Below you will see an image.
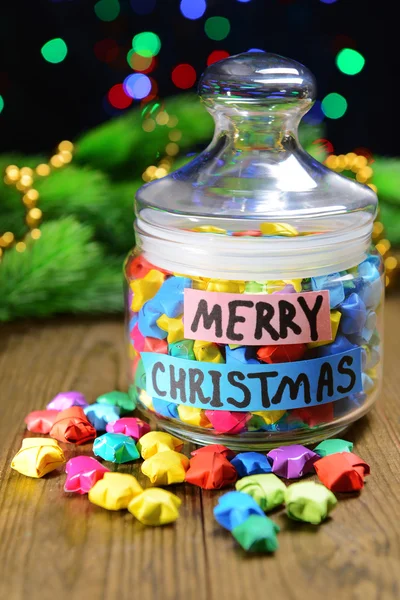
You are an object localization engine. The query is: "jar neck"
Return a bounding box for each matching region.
[211,104,302,153]
[226,112,299,152]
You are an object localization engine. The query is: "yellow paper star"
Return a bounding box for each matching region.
[253,410,286,425]
[89,473,143,511]
[141,450,189,485]
[156,314,184,343]
[128,488,181,525]
[193,340,225,363]
[11,438,65,478]
[260,222,299,237]
[191,225,227,234]
[130,269,165,312]
[137,431,184,459]
[308,310,341,348]
[206,279,245,293]
[177,405,212,428]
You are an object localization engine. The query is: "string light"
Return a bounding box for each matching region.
[207,50,229,66]
[0,141,74,263]
[336,48,365,76]
[141,106,181,184]
[94,0,120,22]
[41,38,68,64]
[321,93,347,119]
[204,17,230,41]
[180,0,206,20]
[325,152,398,288]
[171,64,196,89]
[132,32,161,58]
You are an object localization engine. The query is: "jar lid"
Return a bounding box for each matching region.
[135,52,377,279]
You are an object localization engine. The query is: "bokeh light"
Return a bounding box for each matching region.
[321,93,347,119]
[205,17,230,41]
[207,50,230,66]
[124,73,152,99]
[248,48,265,52]
[302,100,324,125]
[180,0,206,20]
[41,38,68,63]
[94,0,120,21]
[171,64,197,89]
[130,0,156,14]
[132,32,161,58]
[94,39,119,63]
[127,51,156,73]
[237,0,252,3]
[320,0,337,4]
[142,77,158,103]
[108,84,133,109]
[0,95,4,114]
[336,48,365,75]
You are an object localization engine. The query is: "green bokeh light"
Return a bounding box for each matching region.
[204,16,231,41]
[321,93,348,119]
[132,32,161,58]
[94,0,120,22]
[0,95,4,114]
[336,48,365,75]
[41,38,68,64]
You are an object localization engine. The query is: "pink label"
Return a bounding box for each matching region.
[183,289,332,346]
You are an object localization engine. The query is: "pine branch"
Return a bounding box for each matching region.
[0,217,123,321]
[74,94,213,179]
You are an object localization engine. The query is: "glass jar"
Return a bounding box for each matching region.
[124,52,383,450]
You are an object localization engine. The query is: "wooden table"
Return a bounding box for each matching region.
[1,295,399,600]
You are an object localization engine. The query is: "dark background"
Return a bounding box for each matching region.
[0,0,394,156]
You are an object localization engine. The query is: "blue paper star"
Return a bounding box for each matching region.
[214,491,264,531]
[150,276,192,318]
[84,403,120,431]
[311,273,344,308]
[138,303,167,339]
[230,452,272,477]
[339,292,367,335]
[225,346,259,365]
[152,397,179,419]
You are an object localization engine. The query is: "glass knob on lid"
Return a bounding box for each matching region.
[199,51,316,112]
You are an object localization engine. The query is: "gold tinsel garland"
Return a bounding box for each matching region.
[0,141,74,262]
[325,152,398,288]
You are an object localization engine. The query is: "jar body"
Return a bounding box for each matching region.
[124,247,383,450]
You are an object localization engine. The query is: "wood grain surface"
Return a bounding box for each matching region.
[0,297,399,600]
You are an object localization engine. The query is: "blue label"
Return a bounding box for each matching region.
[141,348,363,412]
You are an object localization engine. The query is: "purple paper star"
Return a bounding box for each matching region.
[267,444,319,479]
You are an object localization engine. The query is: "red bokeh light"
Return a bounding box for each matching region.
[312,138,334,155]
[332,35,357,54]
[94,39,119,63]
[353,147,374,163]
[207,50,230,66]
[171,64,197,89]
[108,84,133,109]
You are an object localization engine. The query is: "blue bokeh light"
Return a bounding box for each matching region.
[237,0,252,3]
[180,0,206,20]
[124,73,152,100]
[320,0,338,4]
[248,48,265,52]
[130,0,156,14]
[302,100,325,125]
